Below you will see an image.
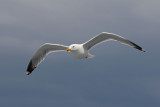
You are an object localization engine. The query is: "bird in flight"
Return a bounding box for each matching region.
[26,32,145,75]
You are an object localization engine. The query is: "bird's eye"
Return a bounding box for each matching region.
[72,46,75,48]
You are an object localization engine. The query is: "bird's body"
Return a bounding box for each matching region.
[26,32,145,75]
[68,44,93,59]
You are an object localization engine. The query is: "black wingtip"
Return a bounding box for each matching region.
[135,46,146,52]
[129,41,145,52]
[26,60,36,75]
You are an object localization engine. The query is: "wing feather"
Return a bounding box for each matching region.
[26,43,68,75]
[83,32,145,52]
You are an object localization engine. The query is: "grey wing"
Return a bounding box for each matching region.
[83,32,145,52]
[26,43,68,75]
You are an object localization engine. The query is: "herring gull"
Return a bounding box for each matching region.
[26,32,145,75]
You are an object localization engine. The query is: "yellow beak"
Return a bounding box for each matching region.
[66,48,71,51]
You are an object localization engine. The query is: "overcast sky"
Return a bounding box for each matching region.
[0,0,160,107]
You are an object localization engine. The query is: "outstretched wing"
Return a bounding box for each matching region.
[26,43,68,75]
[83,32,145,52]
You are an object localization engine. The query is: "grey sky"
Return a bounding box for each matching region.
[0,0,160,107]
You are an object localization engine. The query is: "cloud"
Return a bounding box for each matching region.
[0,1,160,106]
[132,0,160,22]
[0,36,43,55]
[0,0,159,59]
[1,0,159,38]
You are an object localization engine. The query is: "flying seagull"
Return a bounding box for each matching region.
[26,32,145,75]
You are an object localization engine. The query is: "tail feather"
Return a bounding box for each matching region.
[87,53,94,58]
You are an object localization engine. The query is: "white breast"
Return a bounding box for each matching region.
[71,45,88,59]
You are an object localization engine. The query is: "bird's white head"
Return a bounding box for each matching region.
[66,44,80,52]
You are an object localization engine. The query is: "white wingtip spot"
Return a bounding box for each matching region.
[142,49,146,52]
[26,71,30,75]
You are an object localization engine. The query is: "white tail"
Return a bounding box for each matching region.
[87,53,95,58]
